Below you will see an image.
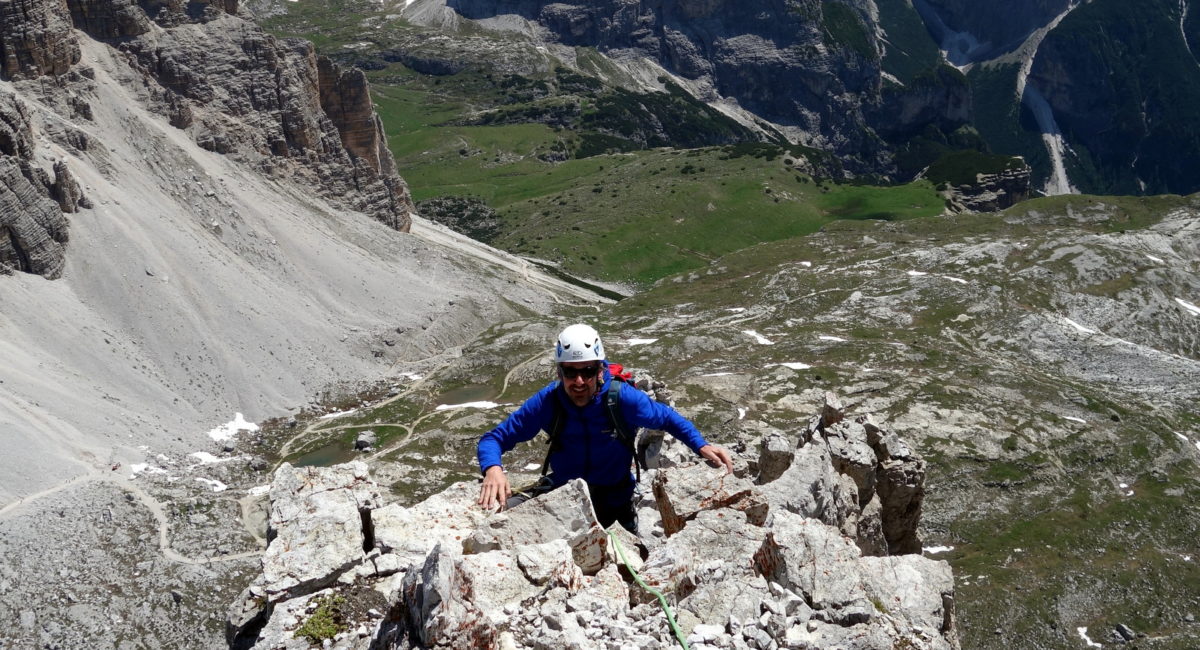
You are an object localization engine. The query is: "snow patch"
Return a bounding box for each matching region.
[627,338,659,346]
[206,413,259,442]
[726,307,747,313]
[944,276,969,284]
[737,408,746,420]
[1077,627,1102,648]
[398,372,423,380]
[1175,298,1200,316]
[189,452,242,464]
[923,546,955,555]
[907,270,928,277]
[129,463,166,479]
[1146,254,1164,263]
[319,409,357,420]
[435,401,503,411]
[819,335,846,342]
[743,330,774,345]
[701,372,734,377]
[774,362,813,370]
[1063,416,1086,424]
[1176,432,1191,442]
[800,261,812,268]
[1063,317,1097,334]
[196,477,228,492]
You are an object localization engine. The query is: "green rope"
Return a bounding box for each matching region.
[605,529,691,650]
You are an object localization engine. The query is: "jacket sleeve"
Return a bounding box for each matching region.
[477,383,556,473]
[620,386,709,453]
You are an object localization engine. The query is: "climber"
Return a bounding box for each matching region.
[476,323,733,533]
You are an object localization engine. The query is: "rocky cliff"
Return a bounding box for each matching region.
[913,0,1071,61]
[0,0,413,278]
[0,93,77,278]
[942,167,1033,213]
[438,0,969,175]
[228,394,958,649]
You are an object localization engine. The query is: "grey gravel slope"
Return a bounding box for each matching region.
[0,39,599,508]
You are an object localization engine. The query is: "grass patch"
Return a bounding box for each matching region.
[295,594,346,645]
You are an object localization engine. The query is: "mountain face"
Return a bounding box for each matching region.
[0,1,603,645]
[410,0,973,176]
[0,0,415,284]
[913,0,1200,196]
[306,0,1200,196]
[912,0,1072,62]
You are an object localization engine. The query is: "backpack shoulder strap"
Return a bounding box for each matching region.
[605,381,646,479]
[540,390,567,477]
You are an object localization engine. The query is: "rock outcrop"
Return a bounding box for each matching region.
[0,0,80,79]
[229,395,957,649]
[913,0,1072,61]
[1,0,413,280]
[943,166,1033,213]
[115,13,414,232]
[448,0,892,172]
[0,92,73,278]
[443,0,969,174]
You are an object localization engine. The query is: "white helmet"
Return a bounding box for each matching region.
[554,324,604,363]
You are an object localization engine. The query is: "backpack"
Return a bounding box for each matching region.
[541,363,647,481]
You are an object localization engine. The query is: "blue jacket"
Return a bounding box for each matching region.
[477,365,709,488]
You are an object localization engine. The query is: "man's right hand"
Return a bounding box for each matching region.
[477,465,511,511]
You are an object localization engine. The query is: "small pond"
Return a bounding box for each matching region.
[435,384,500,406]
[292,440,359,468]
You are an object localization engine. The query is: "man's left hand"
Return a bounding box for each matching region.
[698,445,734,474]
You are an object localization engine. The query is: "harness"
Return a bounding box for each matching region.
[541,380,648,482]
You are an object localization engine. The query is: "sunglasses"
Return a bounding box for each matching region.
[559,364,600,379]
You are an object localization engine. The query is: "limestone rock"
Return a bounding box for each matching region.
[230,401,957,650]
[400,541,500,649]
[50,160,84,213]
[65,0,153,41]
[372,482,491,564]
[876,454,926,555]
[463,479,608,574]
[944,166,1033,213]
[757,435,850,527]
[824,416,879,505]
[635,509,767,605]
[354,429,377,451]
[754,429,792,484]
[117,15,414,232]
[0,0,80,79]
[0,92,71,278]
[0,158,70,278]
[261,462,381,600]
[651,462,768,536]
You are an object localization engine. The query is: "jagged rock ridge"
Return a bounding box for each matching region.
[229,394,958,649]
[0,0,414,277]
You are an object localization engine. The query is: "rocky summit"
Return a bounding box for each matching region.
[228,394,958,650]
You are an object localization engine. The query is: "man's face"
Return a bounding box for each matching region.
[559,361,601,407]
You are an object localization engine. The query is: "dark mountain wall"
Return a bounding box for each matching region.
[448,0,970,175]
[1029,0,1200,195]
[913,0,1071,59]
